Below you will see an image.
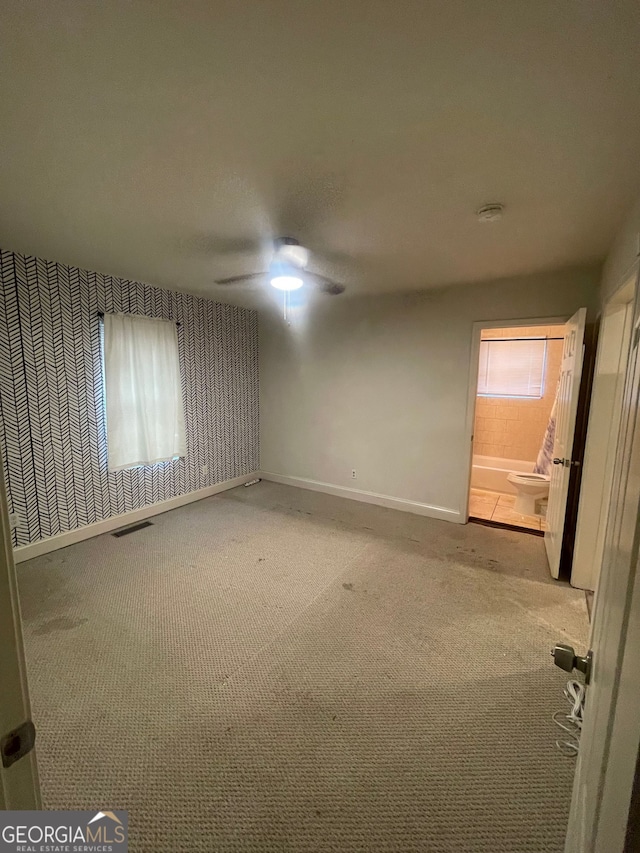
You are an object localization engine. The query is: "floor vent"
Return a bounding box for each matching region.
[112,520,154,538]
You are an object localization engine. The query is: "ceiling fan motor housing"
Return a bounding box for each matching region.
[274,236,309,269]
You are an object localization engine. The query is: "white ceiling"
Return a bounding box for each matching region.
[2,0,640,308]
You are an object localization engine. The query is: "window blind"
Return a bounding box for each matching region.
[477,338,547,398]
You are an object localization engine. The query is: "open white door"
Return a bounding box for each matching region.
[545,307,587,578]
[565,292,640,852]
[0,459,41,808]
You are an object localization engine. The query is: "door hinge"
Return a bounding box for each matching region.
[1,719,36,768]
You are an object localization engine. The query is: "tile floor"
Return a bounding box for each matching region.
[469,488,546,531]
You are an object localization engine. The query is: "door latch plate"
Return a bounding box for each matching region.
[1,719,36,768]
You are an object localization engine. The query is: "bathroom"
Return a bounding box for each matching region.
[469,324,565,532]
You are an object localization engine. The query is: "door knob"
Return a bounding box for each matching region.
[553,458,569,466]
[1,719,36,769]
[552,643,593,684]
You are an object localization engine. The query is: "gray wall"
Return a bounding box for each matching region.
[600,193,640,304]
[0,248,259,547]
[260,266,600,519]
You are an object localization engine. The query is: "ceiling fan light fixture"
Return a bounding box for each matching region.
[268,258,304,291]
[270,274,304,291]
[214,236,344,296]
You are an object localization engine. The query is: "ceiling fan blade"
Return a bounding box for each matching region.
[306,272,346,295]
[214,272,266,286]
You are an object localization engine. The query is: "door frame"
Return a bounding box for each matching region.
[0,450,41,808]
[571,273,637,591]
[565,261,640,852]
[462,314,570,523]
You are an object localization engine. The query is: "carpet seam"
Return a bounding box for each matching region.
[212,541,374,691]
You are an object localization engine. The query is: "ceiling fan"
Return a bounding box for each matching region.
[214,237,346,296]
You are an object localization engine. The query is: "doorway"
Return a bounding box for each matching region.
[467,322,566,534]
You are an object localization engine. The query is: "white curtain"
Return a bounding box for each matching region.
[103,313,186,472]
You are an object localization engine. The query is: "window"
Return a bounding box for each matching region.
[477,337,547,398]
[102,313,186,471]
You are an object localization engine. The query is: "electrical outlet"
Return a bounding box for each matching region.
[8,511,19,530]
[201,464,208,476]
[351,469,357,479]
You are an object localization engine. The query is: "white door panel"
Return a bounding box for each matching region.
[545,308,587,578]
[572,300,633,590]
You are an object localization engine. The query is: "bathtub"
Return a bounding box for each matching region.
[471,455,535,494]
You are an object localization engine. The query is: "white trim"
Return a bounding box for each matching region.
[259,471,462,523]
[13,473,259,563]
[572,276,637,591]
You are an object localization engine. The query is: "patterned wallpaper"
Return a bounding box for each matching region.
[0,249,259,547]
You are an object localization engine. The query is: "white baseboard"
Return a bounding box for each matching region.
[13,473,259,563]
[259,471,462,523]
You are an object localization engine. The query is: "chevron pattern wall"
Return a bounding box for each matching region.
[0,249,259,547]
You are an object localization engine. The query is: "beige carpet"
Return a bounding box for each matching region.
[17,482,588,852]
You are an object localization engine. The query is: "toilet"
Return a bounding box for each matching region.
[506,472,550,516]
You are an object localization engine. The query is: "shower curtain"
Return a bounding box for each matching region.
[534,388,558,475]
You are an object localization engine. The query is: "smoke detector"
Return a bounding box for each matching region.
[476,203,504,222]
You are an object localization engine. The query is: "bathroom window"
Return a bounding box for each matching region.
[478,337,547,398]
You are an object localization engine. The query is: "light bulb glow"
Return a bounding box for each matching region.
[270,275,303,291]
